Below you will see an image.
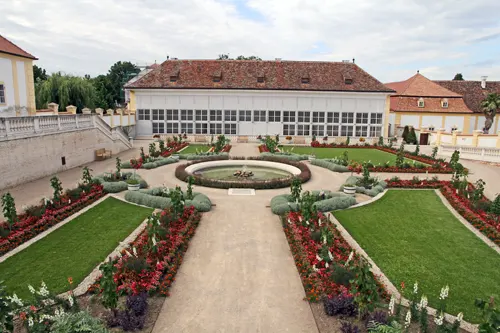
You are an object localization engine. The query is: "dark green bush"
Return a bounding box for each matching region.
[311,159,350,172]
[124,188,212,212]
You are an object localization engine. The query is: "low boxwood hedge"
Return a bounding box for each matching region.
[124,188,212,212]
[341,176,387,197]
[175,156,311,189]
[121,157,179,169]
[179,152,230,161]
[93,172,148,193]
[270,190,356,215]
[310,159,349,173]
[260,152,308,161]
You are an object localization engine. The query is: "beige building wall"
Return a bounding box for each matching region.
[0,128,130,190]
[0,53,35,116]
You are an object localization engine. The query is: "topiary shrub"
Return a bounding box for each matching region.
[93,172,148,193]
[124,188,212,212]
[340,176,386,197]
[271,191,355,215]
[313,196,356,211]
[260,152,308,161]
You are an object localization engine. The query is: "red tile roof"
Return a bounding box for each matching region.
[434,80,500,114]
[385,73,460,97]
[385,73,472,114]
[126,59,394,93]
[0,35,37,60]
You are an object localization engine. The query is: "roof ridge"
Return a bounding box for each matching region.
[0,34,37,60]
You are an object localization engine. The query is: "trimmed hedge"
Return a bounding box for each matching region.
[122,157,179,169]
[270,191,356,215]
[175,156,311,189]
[179,152,230,161]
[260,152,308,161]
[93,172,148,193]
[341,176,387,197]
[310,159,349,172]
[124,188,212,212]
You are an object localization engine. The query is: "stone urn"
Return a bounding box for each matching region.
[343,185,357,195]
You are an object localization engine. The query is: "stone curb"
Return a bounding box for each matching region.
[326,211,478,333]
[434,190,500,255]
[0,194,111,264]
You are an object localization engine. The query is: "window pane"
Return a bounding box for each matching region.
[370,113,383,124]
[195,123,208,134]
[326,125,339,136]
[341,125,353,136]
[312,125,324,136]
[181,110,193,121]
[0,84,5,104]
[356,113,369,124]
[341,112,354,123]
[327,112,339,123]
[355,126,368,137]
[312,112,325,123]
[196,110,208,121]
[298,111,310,123]
[297,124,310,136]
[181,123,193,134]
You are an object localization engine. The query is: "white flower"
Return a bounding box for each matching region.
[322,235,327,244]
[152,236,157,246]
[28,317,34,327]
[38,281,49,297]
[312,264,319,272]
[328,250,333,261]
[28,285,36,294]
[316,254,322,262]
[413,281,418,294]
[404,310,411,328]
[124,249,132,257]
[68,295,74,307]
[7,293,23,307]
[346,251,354,266]
[434,313,444,326]
[287,218,292,224]
[68,199,71,204]
[132,247,138,257]
[325,262,329,268]
[305,220,310,225]
[418,295,428,310]
[388,294,395,315]
[318,219,322,226]
[456,312,463,323]
[439,285,449,300]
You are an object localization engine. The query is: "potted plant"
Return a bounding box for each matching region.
[126,178,141,191]
[343,183,357,195]
[285,135,292,144]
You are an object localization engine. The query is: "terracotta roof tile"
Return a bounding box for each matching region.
[126,59,393,93]
[385,73,460,97]
[434,80,500,113]
[0,35,37,60]
[390,96,472,113]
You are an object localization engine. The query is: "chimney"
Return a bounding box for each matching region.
[481,76,488,89]
[275,58,282,61]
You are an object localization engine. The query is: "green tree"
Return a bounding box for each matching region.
[402,125,410,143]
[33,64,48,82]
[491,195,500,221]
[106,61,139,106]
[218,54,231,60]
[36,73,96,111]
[235,55,262,60]
[481,93,500,133]
[91,75,114,109]
[453,73,464,80]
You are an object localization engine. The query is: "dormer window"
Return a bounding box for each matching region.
[301,77,310,84]
[428,125,435,131]
[451,125,458,132]
[441,99,449,108]
[213,75,221,83]
[170,75,178,82]
[344,78,353,85]
[257,76,265,83]
[418,98,425,108]
[213,70,222,83]
[343,73,353,85]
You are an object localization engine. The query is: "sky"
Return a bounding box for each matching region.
[1,0,500,83]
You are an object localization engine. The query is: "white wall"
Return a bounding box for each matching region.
[0,57,15,117]
[444,116,464,132]
[478,136,497,148]
[400,115,419,128]
[421,115,441,129]
[134,89,389,137]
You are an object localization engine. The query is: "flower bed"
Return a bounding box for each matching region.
[93,172,148,193]
[271,191,355,215]
[89,206,202,296]
[0,184,105,256]
[175,156,311,189]
[309,141,454,173]
[122,142,187,169]
[385,179,500,245]
[207,144,232,153]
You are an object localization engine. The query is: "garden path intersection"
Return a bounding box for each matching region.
[2,142,499,332]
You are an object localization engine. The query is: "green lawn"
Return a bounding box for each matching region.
[283,146,415,165]
[333,190,500,323]
[0,197,153,298]
[180,144,210,154]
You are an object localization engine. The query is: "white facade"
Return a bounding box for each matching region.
[0,56,29,117]
[133,89,389,138]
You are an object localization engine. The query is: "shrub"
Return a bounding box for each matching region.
[311,159,350,172]
[324,293,358,317]
[340,321,360,333]
[93,172,147,193]
[330,262,355,286]
[365,311,388,327]
[313,196,356,211]
[125,188,212,212]
[260,152,308,161]
[1,193,17,230]
[271,191,354,215]
[117,293,148,331]
[50,311,109,333]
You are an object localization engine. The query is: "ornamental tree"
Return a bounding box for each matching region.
[290,177,302,203]
[490,195,500,220]
[1,193,17,231]
[50,176,63,203]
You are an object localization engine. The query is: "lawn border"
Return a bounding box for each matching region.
[327,207,478,333]
[0,194,110,264]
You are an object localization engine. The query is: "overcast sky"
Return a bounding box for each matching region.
[1,0,499,82]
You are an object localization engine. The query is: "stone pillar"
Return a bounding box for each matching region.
[435,128,445,146]
[107,109,114,127]
[451,130,461,146]
[472,130,482,147]
[95,108,104,116]
[82,107,92,114]
[48,102,59,114]
[106,109,114,115]
[66,105,77,114]
[116,108,123,126]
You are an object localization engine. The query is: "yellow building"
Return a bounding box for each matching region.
[0,34,37,117]
[385,73,500,137]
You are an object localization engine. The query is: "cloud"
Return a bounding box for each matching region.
[0,0,499,82]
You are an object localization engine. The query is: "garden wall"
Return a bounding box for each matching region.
[0,128,130,190]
